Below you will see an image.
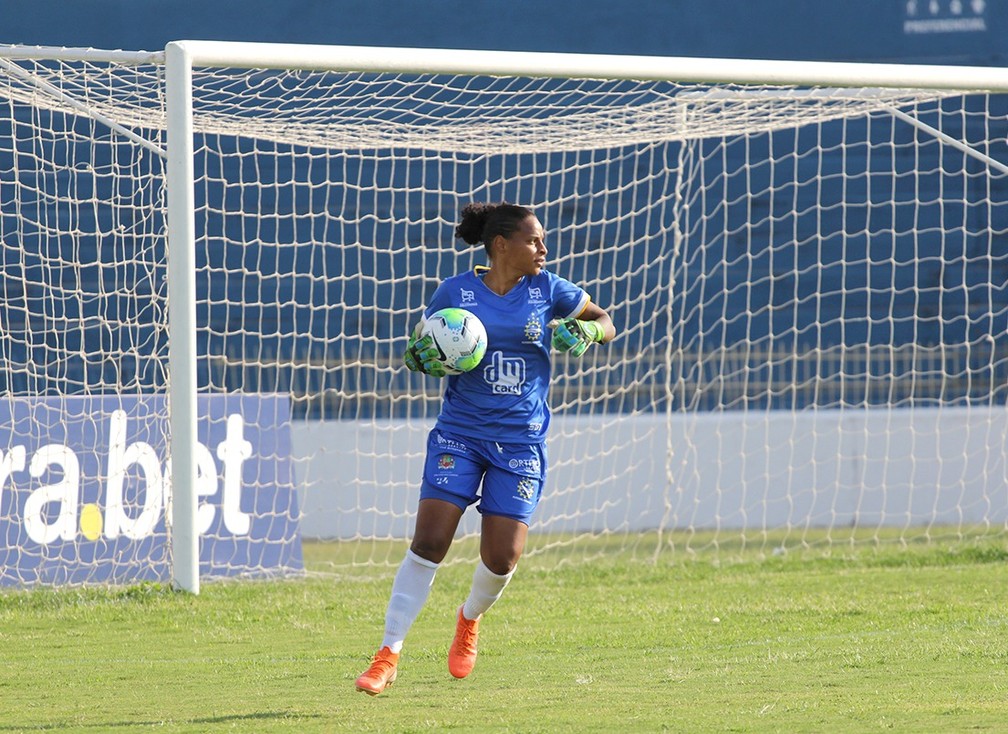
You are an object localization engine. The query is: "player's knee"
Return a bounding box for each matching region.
[410,537,452,564]
[481,552,520,576]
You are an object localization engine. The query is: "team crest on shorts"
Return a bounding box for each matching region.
[438,454,455,470]
[516,477,536,501]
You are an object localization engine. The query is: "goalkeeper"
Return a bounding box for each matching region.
[356,201,615,695]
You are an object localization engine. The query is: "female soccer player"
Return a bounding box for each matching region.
[355,201,616,695]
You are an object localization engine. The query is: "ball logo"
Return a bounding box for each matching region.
[482,351,526,395]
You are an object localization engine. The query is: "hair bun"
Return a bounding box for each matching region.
[454,202,496,245]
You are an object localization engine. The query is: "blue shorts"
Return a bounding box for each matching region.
[420,428,548,525]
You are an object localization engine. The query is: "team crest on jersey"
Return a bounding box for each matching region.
[516,477,536,502]
[528,287,544,303]
[438,454,455,470]
[523,312,543,343]
[460,289,475,305]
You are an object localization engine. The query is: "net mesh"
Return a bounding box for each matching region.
[1,49,1006,585]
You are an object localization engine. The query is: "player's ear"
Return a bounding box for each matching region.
[491,233,508,256]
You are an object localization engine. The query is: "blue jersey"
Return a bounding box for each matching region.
[424,268,589,443]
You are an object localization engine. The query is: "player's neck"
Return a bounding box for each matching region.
[481,265,524,296]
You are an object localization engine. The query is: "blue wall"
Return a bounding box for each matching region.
[2,1,1007,414]
[4,0,1007,65]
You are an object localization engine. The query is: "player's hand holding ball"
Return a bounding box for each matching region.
[405,307,488,377]
[550,318,605,357]
[404,333,447,377]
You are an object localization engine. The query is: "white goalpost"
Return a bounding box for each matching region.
[1,41,1007,592]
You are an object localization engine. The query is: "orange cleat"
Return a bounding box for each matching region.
[448,606,481,679]
[355,646,399,695]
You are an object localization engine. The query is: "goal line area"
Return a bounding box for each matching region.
[300,526,1008,578]
[1,42,1007,589]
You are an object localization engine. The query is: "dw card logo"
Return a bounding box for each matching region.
[482,351,526,395]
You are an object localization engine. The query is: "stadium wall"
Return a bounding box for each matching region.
[292,408,1008,540]
[6,0,1007,67]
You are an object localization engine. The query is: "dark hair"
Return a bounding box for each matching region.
[454,202,535,257]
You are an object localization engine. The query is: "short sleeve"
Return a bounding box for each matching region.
[549,272,590,321]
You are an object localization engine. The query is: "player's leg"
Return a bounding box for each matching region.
[410,497,466,564]
[473,512,527,605]
[357,430,482,694]
[449,513,528,679]
[357,499,466,695]
[449,447,544,679]
[386,498,464,646]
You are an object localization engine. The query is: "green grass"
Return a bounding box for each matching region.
[1,539,1007,732]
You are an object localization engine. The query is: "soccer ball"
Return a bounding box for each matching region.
[420,307,488,375]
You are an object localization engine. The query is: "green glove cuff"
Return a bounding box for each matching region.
[578,319,606,344]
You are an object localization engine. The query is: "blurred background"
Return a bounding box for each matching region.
[3,0,1005,65]
[2,1,1007,414]
[2,0,1008,551]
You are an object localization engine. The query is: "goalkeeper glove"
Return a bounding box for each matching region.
[551,318,606,357]
[404,332,447,377]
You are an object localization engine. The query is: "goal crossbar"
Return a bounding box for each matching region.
[162,41,1008,91]
[5,41,1008,90]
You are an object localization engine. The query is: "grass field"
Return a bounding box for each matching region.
[1,538,1006,733]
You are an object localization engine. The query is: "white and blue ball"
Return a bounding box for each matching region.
[420,307,488,375]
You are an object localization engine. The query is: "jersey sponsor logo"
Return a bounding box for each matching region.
[508,457,541,473]
[435,433,469,453]
[482,351,526,395]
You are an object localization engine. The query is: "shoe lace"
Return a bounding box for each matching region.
[457,619,478,652]
[367,653,395,678]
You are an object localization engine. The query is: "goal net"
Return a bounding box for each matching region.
[1,43,1006,587]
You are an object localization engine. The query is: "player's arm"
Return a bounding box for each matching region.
[550,302,616,357]
[403,319,447,377]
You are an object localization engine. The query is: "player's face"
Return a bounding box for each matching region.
[502,215,548,276]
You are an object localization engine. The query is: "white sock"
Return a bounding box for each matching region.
[461,560,514,621]
[381,549,439,653]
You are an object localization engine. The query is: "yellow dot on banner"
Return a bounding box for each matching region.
[80,503,103,541]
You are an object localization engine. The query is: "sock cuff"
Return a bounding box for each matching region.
[477,558,515,581]
[407,548,440,570]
